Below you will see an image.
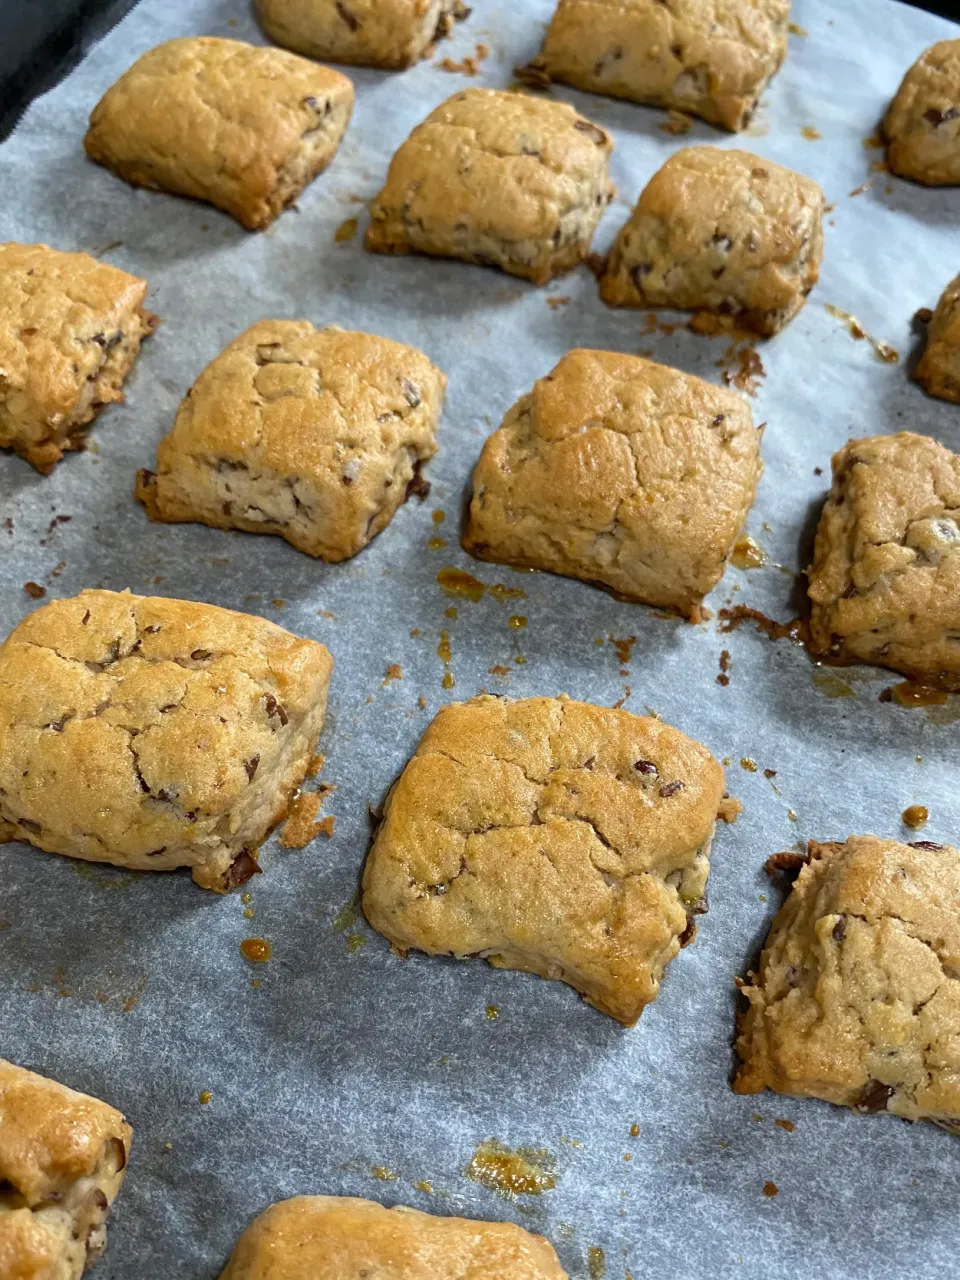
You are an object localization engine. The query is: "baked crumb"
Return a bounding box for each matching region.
[279,792,336,847]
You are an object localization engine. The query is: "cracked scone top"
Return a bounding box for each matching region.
[362,695,737,1025]
[0,1058,131,1280]
[365,88,614,285]
[807,432,960,690]
[885,39,960,185]
[530,0,790,132]
[135,321,446,562]
[914,273,960,403]
[84,37,354,230]
[599,147,825,336]
[219,1195,568,1279]
[0,590,333,891]
[463,349,762,620]
[735,837,960,1129]
[256,0,470,69]
[0,242,155,474]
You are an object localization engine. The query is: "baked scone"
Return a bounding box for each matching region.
[256,0,470,70]
[885,39,960,186]
[0,1058,131,1280]
[135,321,445,562]
[362,694,736,1025]
[599,147,825,336]
[463,349,762,620]
[735,837,960,1129]
[219,1196,567,1279]
[365,88,614,285]
[914,273,960,403]
[0,589,333,891]
[528,0,790,132]
[807,432,960,690]
[84,37,354,230]
[0,242,156,474]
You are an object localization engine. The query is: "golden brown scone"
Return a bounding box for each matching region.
[135,321,445,562]
[365,88,614,285]
[884,39,960,186]
[362,694,736,1025]
[0,1058,131,1280]
[599,147,824,336]
[527,0,789,132]
[0,243,156,475]
[0,589,333,891]
[807,432,960,690]
[256,0,470,70]
[914,274,960,403]
[84,37,354,230]
[463,349,762,620]
[735,837,960,1129]
[219,1196,568,1279]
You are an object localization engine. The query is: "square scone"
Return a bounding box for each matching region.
[0,1057,131,1280]
[362,695,737,1026]
[84,37,354,230]
[365,88,614,285]
[0,589,333,891]
[529,0,790,132]
[0,242,156,474]
[135,321,445,562]
[914,273,960,403]
[885,40,960,186]
[735,837,960,1129]
[219,1196,567,1280]
[256,0,470,70]
[599,147,825,336]
[463,349,762,621]
[807,432,960,690]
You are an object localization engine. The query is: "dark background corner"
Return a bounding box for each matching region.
[0,0,139,140]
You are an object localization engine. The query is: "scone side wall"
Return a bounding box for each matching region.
[134,320,447,562]
[0,1056,132,1277]
[0,589,333,891]
[462,349,762,619]
[361,694,731,1025]
[218,1195,569,1279]
[734,837,960,1126]
[0,242,157,474]
[534,0,791,132]
[806,432,960,690]
[914,272,960,403]
[255,0,470,70]
[364,88,615,285]
[83,37,356,231]
[884,40,960,187]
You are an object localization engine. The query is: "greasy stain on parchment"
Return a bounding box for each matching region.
[812,671,855,699]
[24,963,147,1014]
[437,567,526,604]
[72,861,141,890]
[464,1139,557,1197]
[332,892,361,932]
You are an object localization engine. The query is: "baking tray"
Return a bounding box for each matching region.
[1,1,959,1276]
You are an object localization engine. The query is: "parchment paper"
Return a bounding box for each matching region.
[1,1,959,1276]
